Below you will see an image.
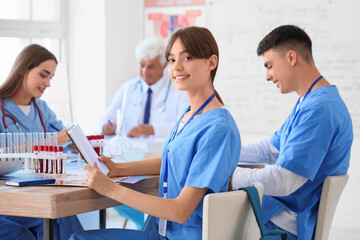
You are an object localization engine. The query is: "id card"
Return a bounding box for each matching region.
[158,193,168,237]
[158,218,167,237]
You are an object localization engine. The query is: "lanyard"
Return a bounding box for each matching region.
[289,75,323,132]
[2,98,47,133]
[163,92,216,196]
[297,75,323,109]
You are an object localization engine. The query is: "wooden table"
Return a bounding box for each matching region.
[0,153,160,240]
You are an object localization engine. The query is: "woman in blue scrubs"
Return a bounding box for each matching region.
[0,44,83,240]
[70,26,241,240]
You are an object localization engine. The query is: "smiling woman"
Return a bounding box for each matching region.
[70,26,241,240]
[0,44,83,240]
[0,44,71,145]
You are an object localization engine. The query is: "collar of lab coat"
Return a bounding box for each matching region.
[139,68,169,96]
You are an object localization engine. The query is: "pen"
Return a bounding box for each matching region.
[108,120,116,135]
[49,123,62,132]
[60,140,73,148]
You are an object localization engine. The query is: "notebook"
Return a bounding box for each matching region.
[5,177,56,187]
[67,124,109,175]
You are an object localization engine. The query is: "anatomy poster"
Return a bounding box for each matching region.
[144,0,206,42]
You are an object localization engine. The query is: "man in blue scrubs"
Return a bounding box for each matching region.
[231,25,353,240]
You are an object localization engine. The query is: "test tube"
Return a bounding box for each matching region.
[0,133,6,154]
[27,133,33,153]
[19,133,27,170]
[13,133,19,154]
[46,132,52,146]
[100,135,104,156]
[39,145,45,173]
[6,133,12,154]
[39,132,45,146]
[13,133,19,166]
[32,132,39,148]
[19,133,26,153]
[34,145,39,173]
[52,132,58,174]
[52,132,58,146]
[58,146,64,174]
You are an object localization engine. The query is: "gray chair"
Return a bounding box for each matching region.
[202,182,264,240]
[314,174,349,240]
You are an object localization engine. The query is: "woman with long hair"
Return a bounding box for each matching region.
[71,26,241,240]
[0,44,83,240]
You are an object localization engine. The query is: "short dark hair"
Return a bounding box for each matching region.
[257,25,313,63]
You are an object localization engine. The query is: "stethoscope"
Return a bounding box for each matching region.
[2,98,47,133]
[134,77,171,112]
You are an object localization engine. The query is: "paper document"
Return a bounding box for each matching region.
[67,124,109,175]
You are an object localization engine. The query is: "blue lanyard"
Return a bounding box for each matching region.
[289,75,323,132]
[300,75,323,105]
[163,92,216,196]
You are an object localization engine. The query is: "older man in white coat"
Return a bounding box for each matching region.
[101,37,188,138]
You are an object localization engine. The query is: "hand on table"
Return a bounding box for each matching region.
[127,124,154,138]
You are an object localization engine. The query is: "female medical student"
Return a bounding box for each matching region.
[70,26,241,240]
[0,44,83,240]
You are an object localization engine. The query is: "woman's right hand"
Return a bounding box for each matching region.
[57,129,70,146]
[98,156,120,178]
[102,122,116,135]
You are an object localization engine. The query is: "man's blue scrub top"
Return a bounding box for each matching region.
[263,86,353,240]
[157,107,241,240]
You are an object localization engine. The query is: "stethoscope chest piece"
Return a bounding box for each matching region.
[159,104,166,112]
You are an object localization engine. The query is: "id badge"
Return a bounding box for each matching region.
[158,218,167,237]
[158,193,167,237]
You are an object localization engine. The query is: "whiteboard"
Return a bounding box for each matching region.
[206,0,360,136]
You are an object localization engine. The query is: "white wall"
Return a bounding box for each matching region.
[67,0,106,133]
[105,0,143,106]
[67,0,143,134]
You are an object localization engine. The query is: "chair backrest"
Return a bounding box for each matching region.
[202,182,264,240]
[314,174,349,240]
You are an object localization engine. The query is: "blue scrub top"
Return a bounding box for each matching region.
[264,86,353,240]
[157,107,241,240]
[0,97,64,133]
[0,97,82,240]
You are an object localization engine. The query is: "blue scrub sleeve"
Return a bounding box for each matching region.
[276,103,334,181]
[36,99,65,132]
[184,123,240,193]
[270,112,292,151]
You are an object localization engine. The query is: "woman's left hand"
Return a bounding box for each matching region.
[84,163,117,197]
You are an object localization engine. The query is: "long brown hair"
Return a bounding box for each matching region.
[165,26,223,104]
[0,44,58,98]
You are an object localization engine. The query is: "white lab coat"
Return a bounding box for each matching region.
[100,69,189,137]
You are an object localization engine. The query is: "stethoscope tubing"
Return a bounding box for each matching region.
[1,98,47,133]
[134,78,171,112]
